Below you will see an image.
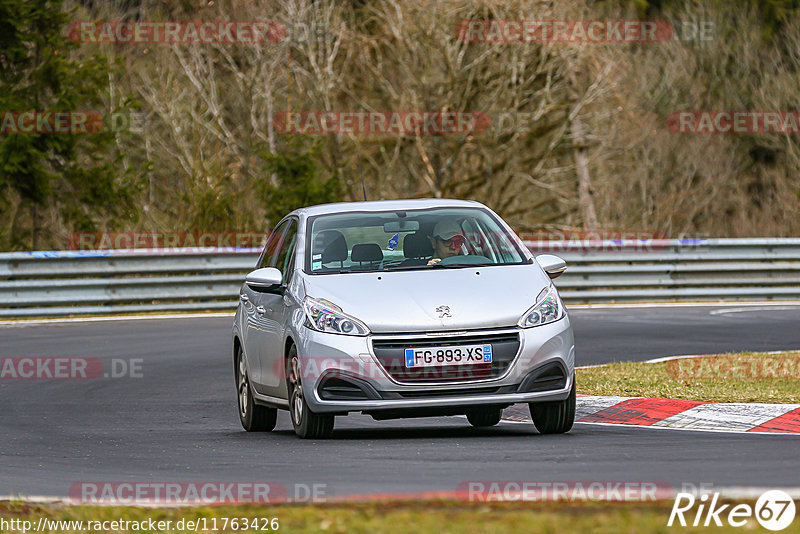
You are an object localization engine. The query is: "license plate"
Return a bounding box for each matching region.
[404,344,492,368]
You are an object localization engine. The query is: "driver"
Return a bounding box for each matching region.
[427,219,466,265]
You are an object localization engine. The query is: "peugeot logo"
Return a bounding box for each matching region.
[435,305,452,318]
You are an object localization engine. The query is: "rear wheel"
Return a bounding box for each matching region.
[236,344,277,432]
[466,406,503,427]
[529,374,576,434]
[287,345,335,439]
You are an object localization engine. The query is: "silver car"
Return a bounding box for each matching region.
[233,199,575,438]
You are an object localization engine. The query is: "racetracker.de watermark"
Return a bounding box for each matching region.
[273,354,497,382]
[519,230,675,253]
[457,20,675,42]
[0,357,142,379]
[668,111,800,134]
[457,481,674,502]
[665,354,800,380]
[0,111,145,134]
[273,111,491,135]
[67,21,285,44]
[69,482,328,504]
[68,231,268,252]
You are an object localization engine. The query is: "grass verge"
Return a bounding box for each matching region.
[2,500,796,534]
[577,351,800,403]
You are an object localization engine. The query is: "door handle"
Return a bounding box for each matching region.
[256,306,266,315]
[240,294,249,303]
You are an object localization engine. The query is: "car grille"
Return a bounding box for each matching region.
[371,331,520,383]
[392,385,519,398]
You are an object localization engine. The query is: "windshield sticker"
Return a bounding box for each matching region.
[387,233,399,250]
[312,260,322,270]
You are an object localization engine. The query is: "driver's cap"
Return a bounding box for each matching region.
[432,219,463,240]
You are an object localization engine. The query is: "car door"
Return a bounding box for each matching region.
[242,220,288,389]
[258,219,298,396]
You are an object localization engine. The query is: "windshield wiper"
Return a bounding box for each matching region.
[384,261,513,272]
[387,264,429,271]
[314,267,354,274]
[429,263,472,269]
[387,262,476,271]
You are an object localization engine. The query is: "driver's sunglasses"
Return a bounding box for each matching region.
[438,234,466,248]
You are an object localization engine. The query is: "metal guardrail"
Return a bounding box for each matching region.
[0,239,799,317]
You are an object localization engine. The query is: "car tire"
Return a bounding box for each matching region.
[529,374,576,434]
[286,345,335,439]
[466,406,503,427]
[236,344,277,432]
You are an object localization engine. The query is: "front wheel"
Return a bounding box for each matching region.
[236,345,277,432]
[286,346,334,439]
[529,374,576,434]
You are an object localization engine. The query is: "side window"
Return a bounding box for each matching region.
[283,241,298,284]
[273,220,297,283]
[258,220,289,269]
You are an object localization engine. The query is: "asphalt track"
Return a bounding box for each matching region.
[1,305,799,499]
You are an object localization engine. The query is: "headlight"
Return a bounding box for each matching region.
[518,284,565,328]
[303,297,370,336]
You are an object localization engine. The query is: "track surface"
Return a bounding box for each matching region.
[1,305,799,498]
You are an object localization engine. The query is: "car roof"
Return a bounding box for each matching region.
[291,198,486,219]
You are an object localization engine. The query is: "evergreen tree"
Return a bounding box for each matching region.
[0,0,135,250]
[259,143,342,229]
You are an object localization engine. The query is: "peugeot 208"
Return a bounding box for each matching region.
[233,199,575,438]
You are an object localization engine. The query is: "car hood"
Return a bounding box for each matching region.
[301,264,552,333]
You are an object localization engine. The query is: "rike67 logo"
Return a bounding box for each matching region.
[669,490,796,531]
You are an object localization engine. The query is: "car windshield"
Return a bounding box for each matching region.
[306,207,528,274]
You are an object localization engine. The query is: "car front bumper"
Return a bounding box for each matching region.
[296,314,575,415]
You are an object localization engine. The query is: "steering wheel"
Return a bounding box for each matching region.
[438,254,491,266]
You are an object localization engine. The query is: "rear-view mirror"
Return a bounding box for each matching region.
[383,220,419,233]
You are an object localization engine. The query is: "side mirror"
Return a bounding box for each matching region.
[536,254,567,279]
[245,267,283,290]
